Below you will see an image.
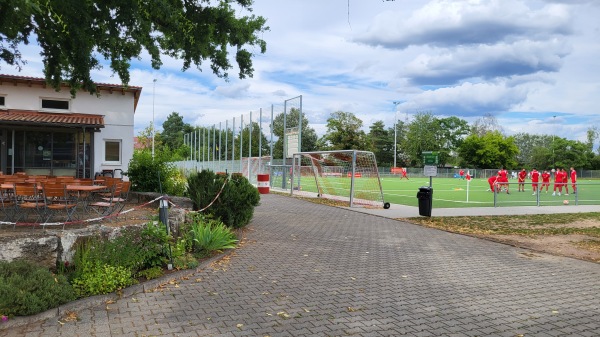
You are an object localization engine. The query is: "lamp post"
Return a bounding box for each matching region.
[552,115,556,167]
[392,101,401,168]
[152,78,157,159]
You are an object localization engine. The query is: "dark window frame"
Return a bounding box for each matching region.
[41,98,69,110]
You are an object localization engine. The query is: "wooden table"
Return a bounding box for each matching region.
[66,185,107,213]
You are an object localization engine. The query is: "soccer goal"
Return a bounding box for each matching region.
[291,150,390,208]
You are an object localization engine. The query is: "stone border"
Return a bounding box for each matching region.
[0,248,235,331]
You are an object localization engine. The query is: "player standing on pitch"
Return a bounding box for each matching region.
[541,169,551,193]
[530,168,540,195]
[570,167,577,194]
[517,168,527,192]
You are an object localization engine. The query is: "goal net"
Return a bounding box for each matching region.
[291,150,389,208]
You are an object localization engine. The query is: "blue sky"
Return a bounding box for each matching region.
[3,0,600,147]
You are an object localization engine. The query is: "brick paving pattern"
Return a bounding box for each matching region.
[4,193,600,336]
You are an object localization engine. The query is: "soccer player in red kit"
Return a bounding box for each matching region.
[561,168,569,195]
[459,169,465,180]
[400,167,409,180]
[488,174,499,192]
[530,168,540,195]
[553,168,563,196]
[541,169,551,193]
[498,167,509,193]
[517,168,527,192]
[570,167,577,194]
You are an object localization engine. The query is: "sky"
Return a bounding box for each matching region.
[3,0,600,147]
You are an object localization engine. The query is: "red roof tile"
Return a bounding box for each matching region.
[0,109,104,128]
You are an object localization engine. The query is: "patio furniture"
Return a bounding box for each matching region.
[89,181,124,218]
[41,183,78,228]
[0,183,16,226]
[13,182,45,225]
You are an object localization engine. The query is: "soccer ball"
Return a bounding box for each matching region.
[563,200,569,205]
[551,169,556,173]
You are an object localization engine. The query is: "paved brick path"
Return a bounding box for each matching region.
[5,194,600,336]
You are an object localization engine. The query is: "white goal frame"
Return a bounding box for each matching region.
[290,150,389,208]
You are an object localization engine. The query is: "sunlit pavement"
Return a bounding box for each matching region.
[4,193,600,336]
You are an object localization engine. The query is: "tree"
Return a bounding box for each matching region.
[512,133,552,168]
[471,113,504,136]
[0,0,268,95]
[271,107,318,158]
[235,122,269,158]
[161,112,193,151]
[320,111,366,150]
[457,131,519,168]
[402,112,448,166]
[366,120,394,167]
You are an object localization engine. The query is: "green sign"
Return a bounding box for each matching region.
[422,151,439,165]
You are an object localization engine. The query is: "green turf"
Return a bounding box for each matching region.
[292,175,600,208]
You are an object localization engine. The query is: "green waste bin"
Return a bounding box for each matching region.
[416,186,433,217]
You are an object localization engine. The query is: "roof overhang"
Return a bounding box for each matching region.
[0,109,104,130]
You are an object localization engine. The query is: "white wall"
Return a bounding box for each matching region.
[0,82,137,175]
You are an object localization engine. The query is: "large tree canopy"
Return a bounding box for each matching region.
[0,0,268,95]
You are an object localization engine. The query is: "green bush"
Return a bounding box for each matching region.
[72,262,136,297]
[212,174,260,228]
[0,260,76,316]
[127,149,184,195]
[74,222,171,276]
[186,171,260,228]
[186,170,226,211]
[137,266,164,280]
[189,215,238,254]
[173,253,199,270]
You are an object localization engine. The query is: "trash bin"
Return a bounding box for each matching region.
[416,186,433,217]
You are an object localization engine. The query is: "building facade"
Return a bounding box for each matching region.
[0,74,141,178]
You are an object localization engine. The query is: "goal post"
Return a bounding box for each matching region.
[291,150,390,209]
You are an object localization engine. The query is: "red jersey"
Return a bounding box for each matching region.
[518,170,527,182]
[570,169,577,183]
[562,171,568,183]
[498,170,508,182]
[531,170,540,182]
[554,171,563,182]
[488,176,498,185]
[542,172,550,183]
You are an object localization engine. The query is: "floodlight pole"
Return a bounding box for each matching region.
[553,115,556,167]
[392,101,401,168]
[152,78,157,159]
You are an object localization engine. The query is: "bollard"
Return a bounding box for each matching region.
[159,198,173,270]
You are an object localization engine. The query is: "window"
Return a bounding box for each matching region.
[0,96,5,106]
[41,98,69,110]
[104,140,121,163]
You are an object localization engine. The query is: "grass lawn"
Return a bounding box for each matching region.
[289,175,600,208]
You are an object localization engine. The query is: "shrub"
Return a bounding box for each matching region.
[186,170,226,211]
[189,215,238,254]
[187,171,260,228]
[78,222,171,274]
[72,262,136,297]
[173,253,199,270]
[0,260,76,316]
[137,266,164,280]
[212,174,260,228]
[127,149,184,195]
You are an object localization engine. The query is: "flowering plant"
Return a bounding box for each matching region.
[1,314,8,322]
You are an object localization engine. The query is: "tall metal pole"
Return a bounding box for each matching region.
[152,79,157,159]
[553,115,556,167]
[392,101,401,168]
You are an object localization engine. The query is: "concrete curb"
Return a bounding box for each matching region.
[0,249,235,331]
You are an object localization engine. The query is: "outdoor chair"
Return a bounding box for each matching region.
[0,184,16,226]
[89,181,123,218]
[113,180,131,217]
[41,183,77,228]
[13,182,45,225]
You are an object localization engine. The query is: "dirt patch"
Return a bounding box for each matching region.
[485,233,600,263]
